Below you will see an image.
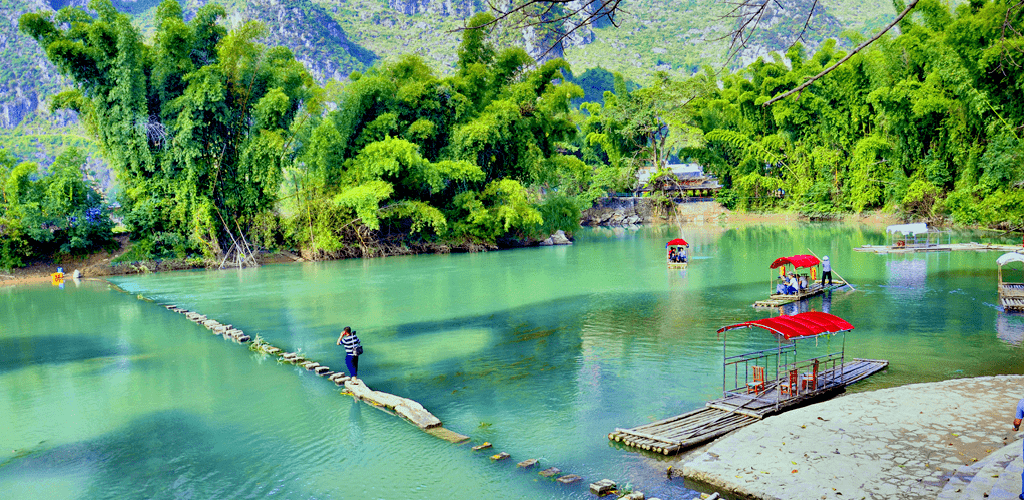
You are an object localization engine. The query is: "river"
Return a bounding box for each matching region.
[2,222,1022,499]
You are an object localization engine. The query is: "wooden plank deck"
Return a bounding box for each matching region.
[1002,296,1024,312]
[753,280,848,308]
[608,358,888,455]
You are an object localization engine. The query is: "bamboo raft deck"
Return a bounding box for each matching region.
[855,243,1022,254]
[1000,284,1024,312]
[752,280,848,308]
[608,358,888,455]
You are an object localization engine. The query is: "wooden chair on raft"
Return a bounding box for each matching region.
[747,365,765,394]
[780,368,799,397]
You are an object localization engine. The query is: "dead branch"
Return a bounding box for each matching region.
[997,0,1024,74]
[762,0,920,106]
[453,0,625,60]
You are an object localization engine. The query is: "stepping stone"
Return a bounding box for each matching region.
[517,458,539,468]
[303,362,321,370]
[329,372,347,380]
[539,467,561,478]
[620,493,645,500]
[334,377,350,385]
[471,442,492,451]
[590,479,616,495]
[164,304,176,309]
[315,366,331,375]
[236,335,250,342]
[557,474,581,485]
[425,427,470,444]
[265,347,280,354]
[490,452,510,461]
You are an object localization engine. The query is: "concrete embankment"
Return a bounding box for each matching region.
[683,376,1024,500]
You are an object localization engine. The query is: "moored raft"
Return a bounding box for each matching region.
[998,253,1024,312]
[610,312,888,455]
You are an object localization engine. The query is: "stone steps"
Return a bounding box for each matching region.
[937,440,1023,500]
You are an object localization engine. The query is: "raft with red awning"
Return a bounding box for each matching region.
[666,238,689,269]
[607,311,887,455]
[753,254,848,308]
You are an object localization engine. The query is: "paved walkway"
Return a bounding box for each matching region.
[683,376,1024,500]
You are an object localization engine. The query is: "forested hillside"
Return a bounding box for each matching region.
[3,0,1022,271]
[681,0,1024,229]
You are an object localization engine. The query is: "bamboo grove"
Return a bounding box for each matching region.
[1,0,1023,268]
[688,0,1024,224]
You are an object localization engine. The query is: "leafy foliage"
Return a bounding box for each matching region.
[0,147,114,268]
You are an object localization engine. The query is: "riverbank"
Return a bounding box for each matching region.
[0,207,906,288]
[682,375,1024,500]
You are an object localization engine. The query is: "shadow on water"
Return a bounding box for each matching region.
[0,410,318,499]
[0,336,124,374]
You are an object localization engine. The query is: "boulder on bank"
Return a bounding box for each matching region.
[540,230,573,246]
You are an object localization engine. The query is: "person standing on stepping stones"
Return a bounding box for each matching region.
[337,326,362,379]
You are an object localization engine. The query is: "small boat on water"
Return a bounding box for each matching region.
[997,252,1024,312]
[752,254,847,308]
[666,238,689,269]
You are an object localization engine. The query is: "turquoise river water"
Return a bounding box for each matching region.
[3,222,1024,499]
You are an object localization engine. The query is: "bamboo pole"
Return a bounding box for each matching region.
[807,248,855,291]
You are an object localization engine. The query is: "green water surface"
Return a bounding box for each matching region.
[3,222,1023,499]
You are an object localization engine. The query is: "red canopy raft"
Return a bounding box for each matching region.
[666,239,689,269]
[717,311,853,339]
[769,254,820,269]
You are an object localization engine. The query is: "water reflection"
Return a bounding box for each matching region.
[7,224,1024,500]
[997,313,1024,345]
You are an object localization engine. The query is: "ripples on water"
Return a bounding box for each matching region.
[3,223,1024,499]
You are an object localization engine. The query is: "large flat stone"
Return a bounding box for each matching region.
[683,375,1024,500]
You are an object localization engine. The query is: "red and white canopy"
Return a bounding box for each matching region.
[716,311,854,340]
[769,255,820,269]
[666,238,688,247]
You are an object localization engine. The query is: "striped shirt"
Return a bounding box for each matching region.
[341,334,361,356]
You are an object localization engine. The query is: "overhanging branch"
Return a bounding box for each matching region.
[762,0,920,106]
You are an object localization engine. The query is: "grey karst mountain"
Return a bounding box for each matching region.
[0,0,892,141]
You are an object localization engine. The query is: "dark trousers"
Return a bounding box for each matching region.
[345,354,359,377]
[822,271,833,285]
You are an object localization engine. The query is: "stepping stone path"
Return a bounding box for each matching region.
[159,303,631,498]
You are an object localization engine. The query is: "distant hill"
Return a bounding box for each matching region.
[0,0,898,169]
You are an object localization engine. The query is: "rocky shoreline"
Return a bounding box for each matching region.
[682,376,1024,500]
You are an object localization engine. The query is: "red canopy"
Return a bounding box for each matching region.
[666,238,688,247]
[716,311,854,339]
[769,255,820,269]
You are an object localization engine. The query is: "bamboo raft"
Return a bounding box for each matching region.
[608,358,888,455]
[753,280,848,308]
[855,243,1022,254]
[1000,284,1024,312]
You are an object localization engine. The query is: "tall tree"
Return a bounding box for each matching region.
[21,0,315,258]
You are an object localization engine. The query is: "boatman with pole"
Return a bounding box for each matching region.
[1014,396,1024,500]
[822,256,833,286]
